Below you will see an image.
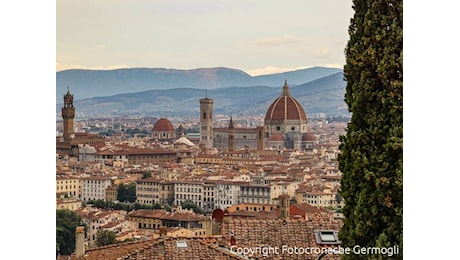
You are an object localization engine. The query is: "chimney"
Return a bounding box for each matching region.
[75,226,85,258]
[159,226,167,237]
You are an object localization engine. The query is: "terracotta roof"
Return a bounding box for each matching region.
[268,133,284,142]
[264,81,307,122]
[222,216,342,259]
[152,118,174,132]
[128,209,206,222]
[96,147,176,156]
[302,133,316,141]
[59,237,246,260]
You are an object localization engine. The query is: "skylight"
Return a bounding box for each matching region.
[176,240,188,249]
[314,230,340,245]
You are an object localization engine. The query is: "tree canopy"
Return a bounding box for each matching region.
[117,182,137,203]
[56,209,85,256]
[181,200,204,215]
[96,230,118,247]
[338,0,402,259]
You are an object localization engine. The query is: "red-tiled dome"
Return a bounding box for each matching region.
[265,81,307,122]
[268,133,284,142]
[302,133,316,141]
[152,118,174,132]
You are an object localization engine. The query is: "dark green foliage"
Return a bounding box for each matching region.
[181,200,205,215]
[117,182,137,203]
[56,209,85,256]
[338,0,402,259]
[142,172,152,179]
[86,199,154,211]
[96,230,118,247]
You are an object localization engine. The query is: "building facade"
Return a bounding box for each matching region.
[81,176,112,201]
[174,181,203,208]
[56,176,82,199]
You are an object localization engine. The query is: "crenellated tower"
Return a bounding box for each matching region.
[61,88,75,141]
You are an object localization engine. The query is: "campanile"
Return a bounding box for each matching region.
[199,95,214,149]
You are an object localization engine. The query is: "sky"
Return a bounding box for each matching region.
[57,0,354,76]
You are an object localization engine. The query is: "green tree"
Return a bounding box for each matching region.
[181,200,204,215]
[117,182,137,203]
[96,230,118,247]
[56,209,85,256]
[338,1,402,259]
[142,172,152,179]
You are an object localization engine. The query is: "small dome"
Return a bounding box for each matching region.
[264,81,307,122]
[268,133,284,142]
[152,118,174,132]
[302,133,316,141]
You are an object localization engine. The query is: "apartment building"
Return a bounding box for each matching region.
[214,181,244,210]
[81,176,112,201]
[239,184,273,205]
[174,181,203,208]
[136,178,175,206]
[56,176,82,199]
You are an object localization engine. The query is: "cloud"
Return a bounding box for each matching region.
[245,65,313,76]
[323,63,343,69]
[254,35,299,47]
[56,62,130,72]
[313,48,331,58]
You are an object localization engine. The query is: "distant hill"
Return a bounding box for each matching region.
[57,72,348,117]
[56,66,342,103]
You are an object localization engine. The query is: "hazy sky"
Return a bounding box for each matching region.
[57,0,354,75]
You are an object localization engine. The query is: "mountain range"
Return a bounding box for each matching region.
[56,67,348,117]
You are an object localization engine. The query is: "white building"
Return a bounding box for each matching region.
[81,176,112,201]
[215,181,244,209]
[174,181,203,208]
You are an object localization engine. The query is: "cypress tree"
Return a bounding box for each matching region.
[338,0,402,259]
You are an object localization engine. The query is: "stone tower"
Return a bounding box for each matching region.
[278,194,290,220]
[228,116,235,151]
[257,126,266,151]
[61,88,75,142]
[199,95,214,150]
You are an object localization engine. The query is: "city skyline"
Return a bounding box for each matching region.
[57,0,353,75]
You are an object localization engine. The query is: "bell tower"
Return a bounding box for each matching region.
[61,88,75,141]
[199,93,214,150]
[228,115,235,151]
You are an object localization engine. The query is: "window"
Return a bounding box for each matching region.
[314,230,340,245]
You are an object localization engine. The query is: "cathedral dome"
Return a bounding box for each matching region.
[264,80,307,122]
[152,118,174,132]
